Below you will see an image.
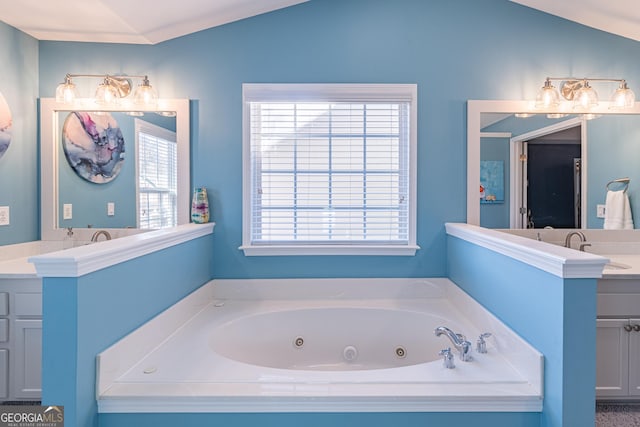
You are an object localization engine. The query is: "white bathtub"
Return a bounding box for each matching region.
[97,278,543,413]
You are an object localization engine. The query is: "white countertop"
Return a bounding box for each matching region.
[600,254,640,279]
[0,257,38,279]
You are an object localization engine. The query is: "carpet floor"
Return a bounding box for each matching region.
[596,403,640,427]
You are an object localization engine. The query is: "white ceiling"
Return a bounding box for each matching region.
[0,0,308,44]
[0,0,637,45]
[510,0,640,42]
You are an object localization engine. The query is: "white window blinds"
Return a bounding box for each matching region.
[136,119,177,229]
[242,84,418,256]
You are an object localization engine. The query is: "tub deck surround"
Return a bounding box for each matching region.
[97,278,543,413]
[446,223,609,278]
[500,228,640,279]
[28,223,215,277]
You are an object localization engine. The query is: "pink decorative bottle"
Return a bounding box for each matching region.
[191,187,210,224]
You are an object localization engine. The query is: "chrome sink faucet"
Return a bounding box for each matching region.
[564,231,591,251]
[90,230,112,242]
[434,326,472,361]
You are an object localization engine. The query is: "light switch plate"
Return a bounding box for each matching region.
[0,206,9,226]
[107,202,115,216]
[63,203,73,220]
[597,204,606,218]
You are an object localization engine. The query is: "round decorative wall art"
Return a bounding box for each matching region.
[62,112,125,184]
[0,91,12,160]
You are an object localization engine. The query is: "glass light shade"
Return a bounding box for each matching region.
[94,80,120,105]
[133,77,158,107]
[610,82,635,109]
[535,79,560,108]
[573,82,598,109]
[55,80,77,103]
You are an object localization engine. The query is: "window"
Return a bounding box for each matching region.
[136,119,177,229]
[241,84,418,256]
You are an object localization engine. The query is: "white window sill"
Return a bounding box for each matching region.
[239,245,420,256]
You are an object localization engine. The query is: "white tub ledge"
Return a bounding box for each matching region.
[446,223,608,278]
[29,223,215,277]
[97,277,543,414]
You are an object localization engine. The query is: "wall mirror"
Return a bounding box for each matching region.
[40,98,190,240]
[468,100,640,229]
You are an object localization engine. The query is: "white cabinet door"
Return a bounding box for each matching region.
[0,349,8,399]
[596,318,629,397]
[629,319,640,396]
[14,319,42,399]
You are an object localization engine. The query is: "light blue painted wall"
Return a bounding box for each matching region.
[447,235,597,427]
[0,21,39,245]
[41,234,213,427]
[99,412,539,427]
[587,115,640,228]
[35,0,640,278]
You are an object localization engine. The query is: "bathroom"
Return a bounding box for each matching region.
[1,0,640,426]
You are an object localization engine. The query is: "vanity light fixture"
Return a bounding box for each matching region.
[55,73,158,107]
[535,77,635,110]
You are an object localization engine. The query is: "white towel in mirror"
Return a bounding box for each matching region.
[604,190,634,229]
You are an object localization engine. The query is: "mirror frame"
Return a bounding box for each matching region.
[467,100,640,227]
[40,98,190,240]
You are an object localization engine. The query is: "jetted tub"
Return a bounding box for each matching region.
[97,278,543,413]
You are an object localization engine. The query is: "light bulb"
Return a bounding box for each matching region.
[133,76,158,107]
[610,81,635,109]
[95,78,119,105]
[535,78,559,108]
[573,81,598,109]
[55,76,77,103]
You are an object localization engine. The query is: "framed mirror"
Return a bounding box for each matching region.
[468,100,640,229]
[40,98,190,240]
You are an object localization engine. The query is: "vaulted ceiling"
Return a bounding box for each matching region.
[0,0,637,45]
[0,0,308,44]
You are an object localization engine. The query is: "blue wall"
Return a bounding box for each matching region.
[587,115,640,228]
[34,0,640,278]
[447,234,597,427]
[0,21,39,245]
[41,234,213,427]
[99,412,539,427]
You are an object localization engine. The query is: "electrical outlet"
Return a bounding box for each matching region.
[107,202,115,216]
[0,206,9,226]
[597,204,606,218]
[63,203,73,220]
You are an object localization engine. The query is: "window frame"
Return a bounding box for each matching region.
[240,83,419,256]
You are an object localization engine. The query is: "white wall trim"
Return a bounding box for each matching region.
[445,222,608,278]
[29,223,215,277]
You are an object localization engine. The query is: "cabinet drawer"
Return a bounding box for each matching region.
[598,293,640,317]
[0,293,7,316]
[15,293,42,316]
[0,319,7,342]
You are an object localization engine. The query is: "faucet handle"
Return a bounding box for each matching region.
[579,242,591,252]
[439,348,455,369]
[476,333,492,354]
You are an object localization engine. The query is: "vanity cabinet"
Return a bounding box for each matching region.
[0,278,42,401]
[596,279,640,400]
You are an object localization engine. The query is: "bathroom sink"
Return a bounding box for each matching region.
[604,262,632,270]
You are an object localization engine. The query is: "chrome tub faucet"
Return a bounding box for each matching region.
[434,326,473,362]
[90,230,112,242]
[564,231,591,251]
